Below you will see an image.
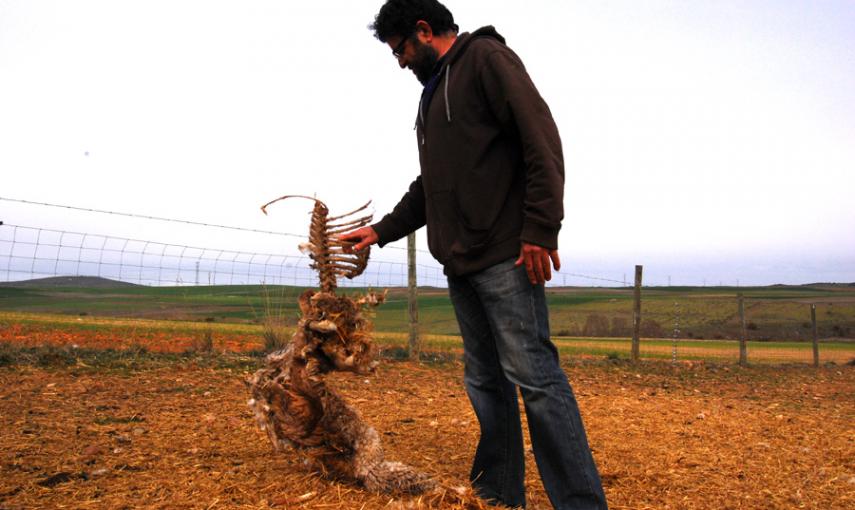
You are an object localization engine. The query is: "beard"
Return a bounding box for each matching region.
[410,41,440,85]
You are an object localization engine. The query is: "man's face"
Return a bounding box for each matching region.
[391,35,440,86]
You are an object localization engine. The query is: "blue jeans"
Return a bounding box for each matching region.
[448,258,608,510]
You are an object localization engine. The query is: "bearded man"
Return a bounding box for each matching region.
[340,1,609,508]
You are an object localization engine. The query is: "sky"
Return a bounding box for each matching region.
[1,0,854,286]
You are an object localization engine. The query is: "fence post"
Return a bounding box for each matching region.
[407,232,419,361]
[738,293,747,366]
[631,265,642,362]
[811,304,819,367]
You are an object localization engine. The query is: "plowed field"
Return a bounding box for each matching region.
[1,352,853,509]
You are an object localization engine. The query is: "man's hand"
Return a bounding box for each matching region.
[336,226,379,252]
[515,242,561,285]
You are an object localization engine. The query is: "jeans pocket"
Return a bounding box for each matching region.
[471,257,524,289]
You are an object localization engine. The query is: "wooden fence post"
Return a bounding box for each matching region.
[631,265,642,362]
[738,293,747,366]
[407,232,419,361]
[811,304,819,367]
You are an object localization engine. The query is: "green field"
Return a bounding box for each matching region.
[1,278,853,364]
[1,279,853,338]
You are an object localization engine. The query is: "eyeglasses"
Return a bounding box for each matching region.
[392,31,413,59]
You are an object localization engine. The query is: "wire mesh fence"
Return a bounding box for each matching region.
[0,223,447,288]
[1,212,853,366]
[545,293,855,365]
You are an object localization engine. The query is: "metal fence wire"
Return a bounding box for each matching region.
[1,205,852,367]
[0,223,447,288]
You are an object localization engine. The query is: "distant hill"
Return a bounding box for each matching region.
[0,276,141,288]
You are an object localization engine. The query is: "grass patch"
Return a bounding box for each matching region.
[380,345,461,364]
[187,327,215,354]
[262,325,289,352]
[0,344,265,372]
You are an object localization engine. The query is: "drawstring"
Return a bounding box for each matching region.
[417,95,425,145]
[444,64,452,122]
[417,63,453,146]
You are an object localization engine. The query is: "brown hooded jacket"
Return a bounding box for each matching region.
[372,26,564,277]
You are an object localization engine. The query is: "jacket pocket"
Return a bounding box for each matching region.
[425,190,457,264]
[454,156,518,232]
[450,220,491,257]
[427,190,492,262]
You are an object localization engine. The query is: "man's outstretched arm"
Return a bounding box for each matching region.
[338,176,426,252]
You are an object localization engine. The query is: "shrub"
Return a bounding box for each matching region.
[35,346,77,367]
[189,329,214,354]
[127,343,148,356]
[610,317,630,337]
[582,314,610,337]
[0,343,15,366]
[831,325,849,337]
[640,319,665,338]
[263,321,289,352]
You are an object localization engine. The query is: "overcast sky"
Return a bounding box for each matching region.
[1,0,853,286]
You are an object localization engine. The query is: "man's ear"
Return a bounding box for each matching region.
[414,20,433,43]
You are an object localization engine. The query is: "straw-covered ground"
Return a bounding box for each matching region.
[1,350,852,510]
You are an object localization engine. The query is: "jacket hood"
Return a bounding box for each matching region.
[418,26,506,129]
[441,26,506,70]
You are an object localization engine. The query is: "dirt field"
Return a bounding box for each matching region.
[1,357,853,510]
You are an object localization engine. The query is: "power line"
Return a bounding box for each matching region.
[0,223,414,267]
[560,272,627,285]
[0,196,306,238]
[0,196,429,254]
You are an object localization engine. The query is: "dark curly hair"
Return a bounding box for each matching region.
[370,0,459,42]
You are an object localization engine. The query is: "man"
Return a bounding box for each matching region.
[340,1,608,508]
